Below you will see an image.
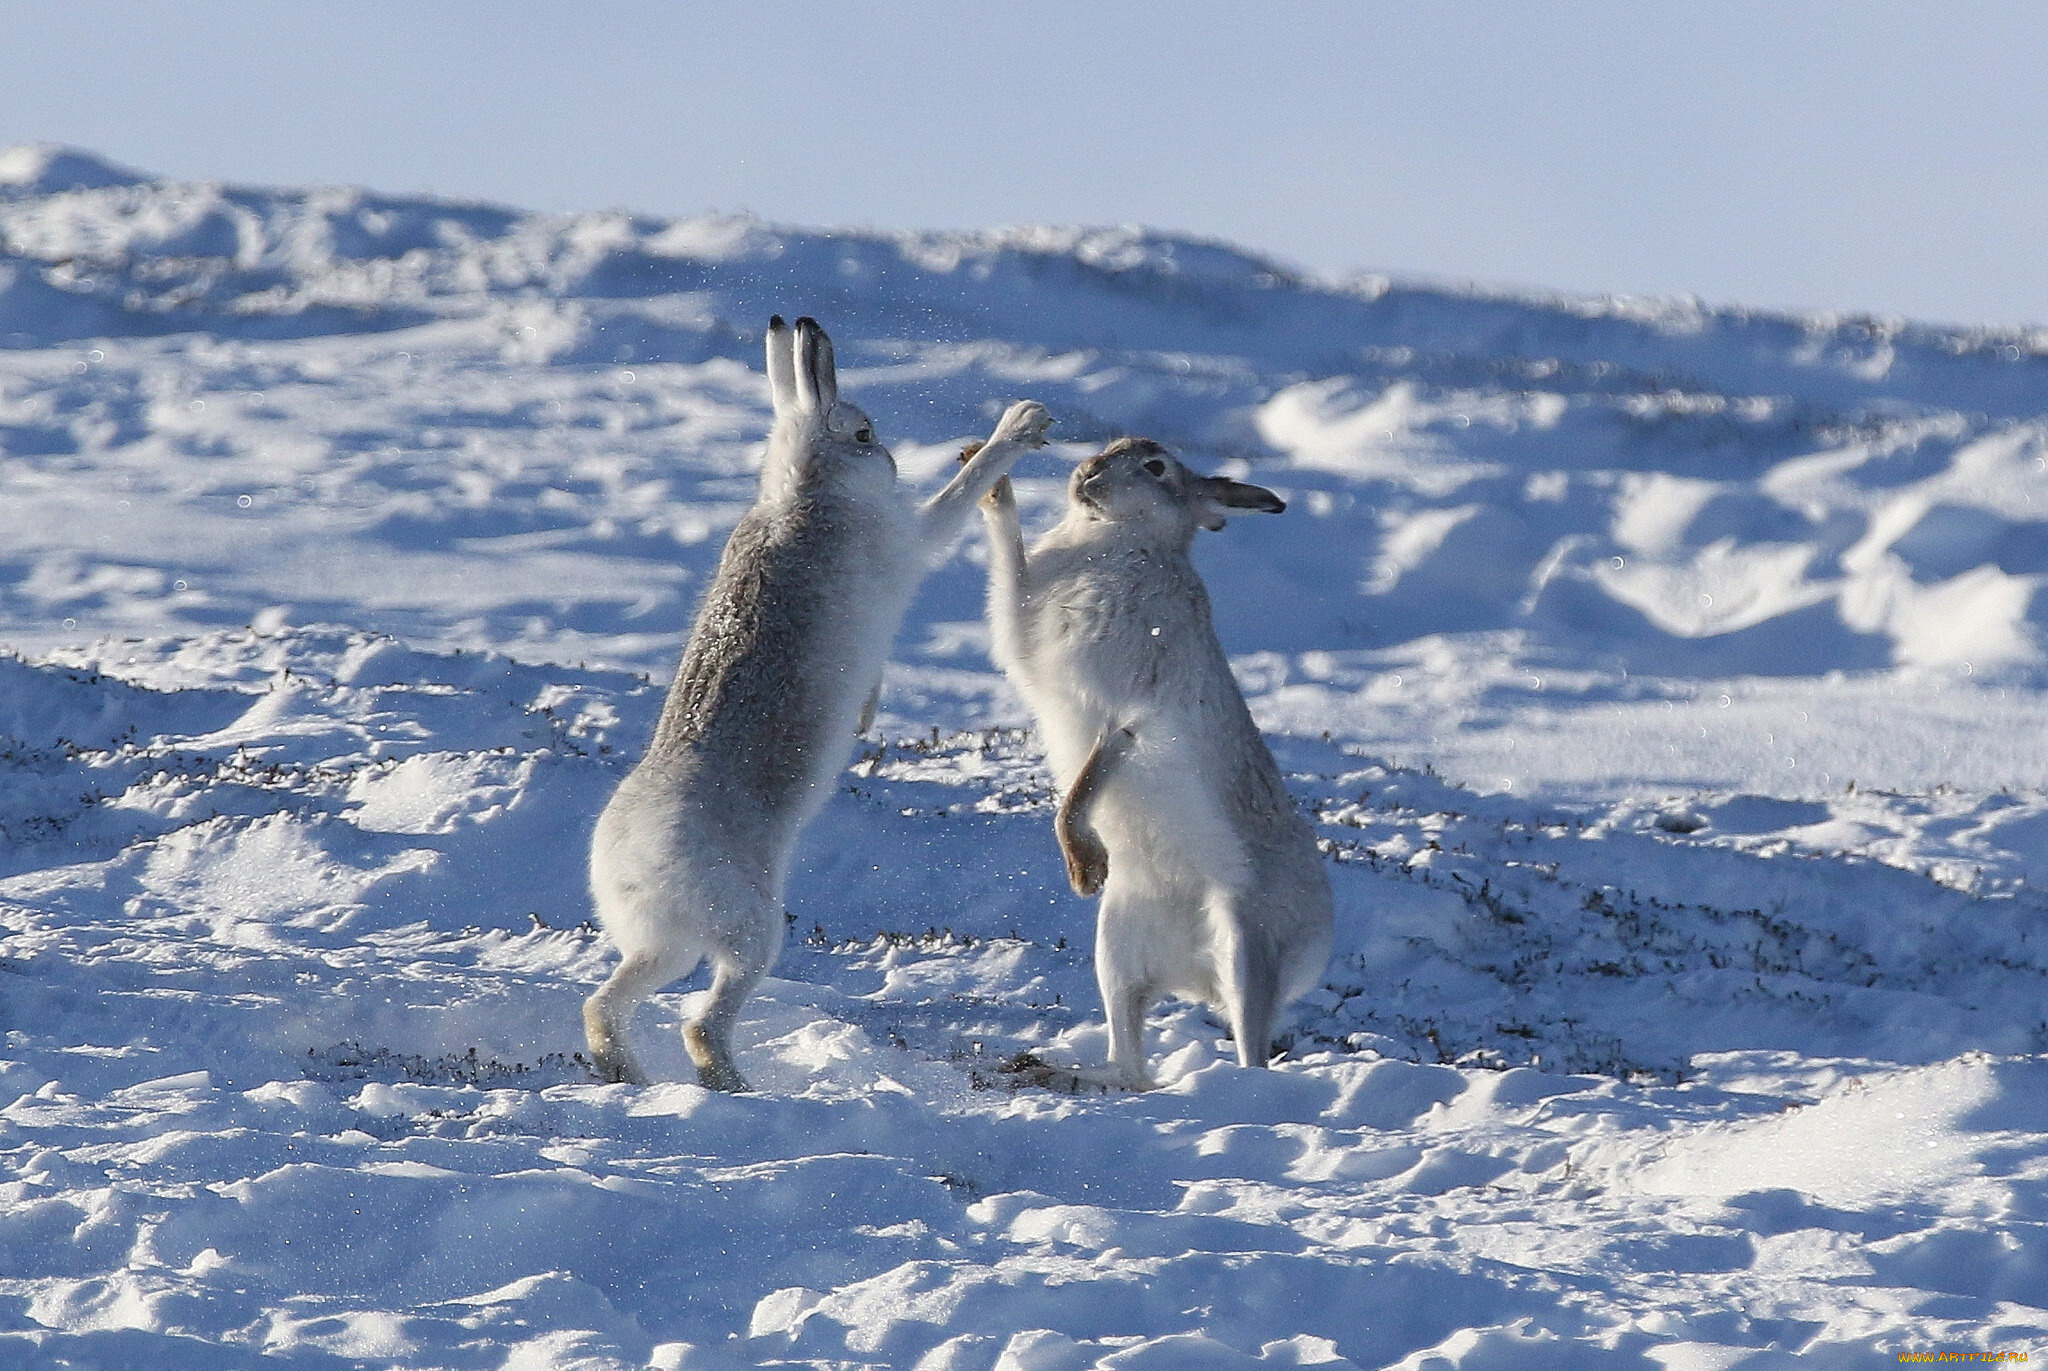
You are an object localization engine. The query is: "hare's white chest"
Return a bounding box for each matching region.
[1016,537,1249,889]
[837,495,920,654]
[1017,543,1191,750]
[786,485,920,715]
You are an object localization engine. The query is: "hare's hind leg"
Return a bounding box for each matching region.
[684,954,763,1093]
[1102,977,1156,1091]
[584,947,688,1085]
[1094,888,1158,1090]
[1211,891,1283,1068]
[684,897,786,1093]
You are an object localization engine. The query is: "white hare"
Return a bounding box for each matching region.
[980,437,1333,1088]
[584,316,1050,1089]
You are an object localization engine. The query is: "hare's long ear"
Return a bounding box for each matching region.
[766,315,797,416]
[1193,476,1286,532]
[792,316,838,415]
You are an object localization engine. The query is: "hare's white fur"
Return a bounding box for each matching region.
[981,438,1332,1088]
[585,316,1049,1089]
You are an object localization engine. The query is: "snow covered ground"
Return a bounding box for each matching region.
[3,144,2048,1367]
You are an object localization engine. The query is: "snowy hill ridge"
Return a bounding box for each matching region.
[4,145,2046,679]
[7,142,2048,403]
[3,148,2048,1366]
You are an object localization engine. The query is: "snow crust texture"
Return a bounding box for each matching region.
[3,147,2048,1366]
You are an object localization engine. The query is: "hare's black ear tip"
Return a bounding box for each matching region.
[794,315,821,331]
[768,314,786,330]
[1266,496,1288,514]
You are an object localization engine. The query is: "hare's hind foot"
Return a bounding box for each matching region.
[581,1005,650,1085]
[583,951,676,1086]
[683,952,768,1092]
[586,1048,649,1087]
[684,1021,752,1093]
[962,1057,1146,1098]
[971,1050,1135,1095]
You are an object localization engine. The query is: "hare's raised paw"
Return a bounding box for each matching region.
[1059,827,1109,896]
[989,400,1051,450]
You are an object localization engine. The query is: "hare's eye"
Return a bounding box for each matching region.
[1142,458,1167,477]
[856,426,874,444]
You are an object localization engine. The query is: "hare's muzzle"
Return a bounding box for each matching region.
[1070,457,1110,509]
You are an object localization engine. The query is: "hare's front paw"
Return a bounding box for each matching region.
[989,399,1051,450]
[1059,824,1109,897]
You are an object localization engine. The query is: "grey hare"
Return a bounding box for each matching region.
[585,316,1050,1089]
[980,437,1332,1088]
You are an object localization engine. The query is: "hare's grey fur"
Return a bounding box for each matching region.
[585,316,1050,1089]
[981,437,1332,1088]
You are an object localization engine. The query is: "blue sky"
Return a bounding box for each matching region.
[3,2,2044,327]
